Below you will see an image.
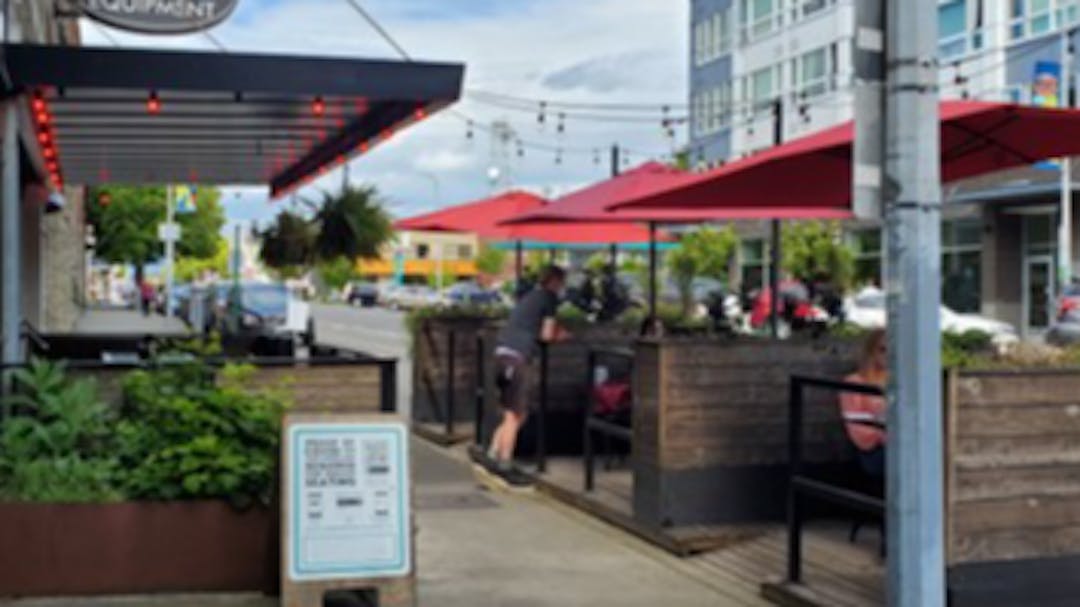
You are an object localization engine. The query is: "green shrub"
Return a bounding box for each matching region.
[115,362,285,507]
[0,360,121,502]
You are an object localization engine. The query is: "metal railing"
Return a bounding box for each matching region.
[786,374,885,584]
[583,345,634,492]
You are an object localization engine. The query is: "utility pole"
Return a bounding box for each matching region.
[769,97,783,339]
[2,101,20,369]
[883,0,946,605]
[1060,28,1074,291]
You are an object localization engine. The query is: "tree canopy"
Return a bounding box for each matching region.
[667,226,739,316]
[474,243,508,276]
[781,221,856,290]
[87,185,225,277]
[258,185,393,278]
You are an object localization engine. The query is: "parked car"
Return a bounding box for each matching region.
[346,281,380,307]
[196,282,314,347]
[443,281,502,306]
[844,286,1019,346]
[384,284,441,310]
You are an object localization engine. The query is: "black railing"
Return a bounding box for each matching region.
[537,341,549,473]
[444,328,457,437]
[583,345,635,492]
[786,374,885,584]
[474,333,486,445]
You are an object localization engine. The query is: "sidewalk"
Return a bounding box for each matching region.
[0,439,752,607]
[73,309,188,335]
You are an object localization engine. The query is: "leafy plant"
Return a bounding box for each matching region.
[115,361,286,507]
[782,221,856,291]
[0,360,120,503]
[475,244,508,277]
[667,226,738,318]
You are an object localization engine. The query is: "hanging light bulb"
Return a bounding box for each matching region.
[538,101,547,125]
[555,148,562,165]
[312,96,325,116]
[592,149,600,165]
[466,119,474,140]
[556,112,565,134]
[146,91,161,114]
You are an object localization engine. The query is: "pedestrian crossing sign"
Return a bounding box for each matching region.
[175,185,197,213]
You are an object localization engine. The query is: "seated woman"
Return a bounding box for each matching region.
[839,329,887,478]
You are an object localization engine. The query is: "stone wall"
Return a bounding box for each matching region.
[43,186,86,332]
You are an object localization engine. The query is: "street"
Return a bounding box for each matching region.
[311,304,412,419]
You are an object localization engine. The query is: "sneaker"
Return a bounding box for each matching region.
[494,465,535,491]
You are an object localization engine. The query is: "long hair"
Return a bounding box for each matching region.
[858,329,887,374]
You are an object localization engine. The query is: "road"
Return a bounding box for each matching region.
[311,303,412,419]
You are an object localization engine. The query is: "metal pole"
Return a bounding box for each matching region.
[445,328,456,437]
[515,240,523,294]
[884,0,945,605]
[770,97,784,339]
[770,219,781,338]
[2,101,20,367]
[164,185,175,318]
[474,333,485,447]
[611,144,621,178]
[1060,29,1074,290]
[786,378,804,583]
[648,222,658,319]
[537,341,549,474]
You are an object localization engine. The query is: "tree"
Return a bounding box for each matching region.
[312,185,393,261]
[316,256,359,293]
[781,221,856,291]
[257,211,317,278]
[87,185,226,283]
[474,243,508,277]
[176,238,229,283]
[666,226,739,317]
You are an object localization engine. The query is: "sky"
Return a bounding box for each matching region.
[78,0,690,232]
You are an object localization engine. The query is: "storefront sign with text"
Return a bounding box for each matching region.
[80,0,240,34]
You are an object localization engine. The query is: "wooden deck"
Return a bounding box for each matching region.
[528,457,884,607]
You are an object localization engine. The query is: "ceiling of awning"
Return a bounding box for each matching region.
[1,44,464,197]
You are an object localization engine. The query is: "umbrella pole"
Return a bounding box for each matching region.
[515,240,524,293]
[648,222,658,320]
[770,219,781,338]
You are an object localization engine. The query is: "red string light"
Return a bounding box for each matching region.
[312,96,325,116]
[147,91,161,114]
[414,106,427,120]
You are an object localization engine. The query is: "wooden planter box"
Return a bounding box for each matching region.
[0,501,274,597]
[945,368,1080,606]
[632,337,858,528]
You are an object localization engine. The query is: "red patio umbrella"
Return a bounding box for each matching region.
[611,101,1080,212]
[500,162,852,322]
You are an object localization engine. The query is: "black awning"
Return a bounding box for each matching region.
[1,43,464,196]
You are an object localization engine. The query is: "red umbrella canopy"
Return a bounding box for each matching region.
[502,160,851,224]
[394,189,663,244]
[612,101,1080,212]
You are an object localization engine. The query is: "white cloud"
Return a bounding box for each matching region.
[78,0,688,224]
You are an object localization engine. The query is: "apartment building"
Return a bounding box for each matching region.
[689,0,1080,336]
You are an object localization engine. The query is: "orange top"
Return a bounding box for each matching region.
[838,373,886,451]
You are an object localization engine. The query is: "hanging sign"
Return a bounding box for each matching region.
[286,420,411,582]
[79,0,241,35]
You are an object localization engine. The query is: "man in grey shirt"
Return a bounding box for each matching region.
[485,265,568,486]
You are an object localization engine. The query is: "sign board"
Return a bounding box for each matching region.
[80,0,241,35]
[286,420,411,582]
[158,222,181,242]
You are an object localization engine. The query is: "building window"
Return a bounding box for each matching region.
[741,0,777,41]
[797,47,829,99]
[416,243,429,259]
[713,9,732,57]
[939,0,968,58]
[942,219,982,313]
[850,228,882,287]
[458,244,473,260]
[740,239,766,291]
[1010,0,1080,41]
[751,66,775,108]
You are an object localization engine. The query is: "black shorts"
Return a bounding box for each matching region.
[495,354,529,415]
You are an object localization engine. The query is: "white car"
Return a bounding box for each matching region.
[384,285,441,310]
[844,287,1019,347]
